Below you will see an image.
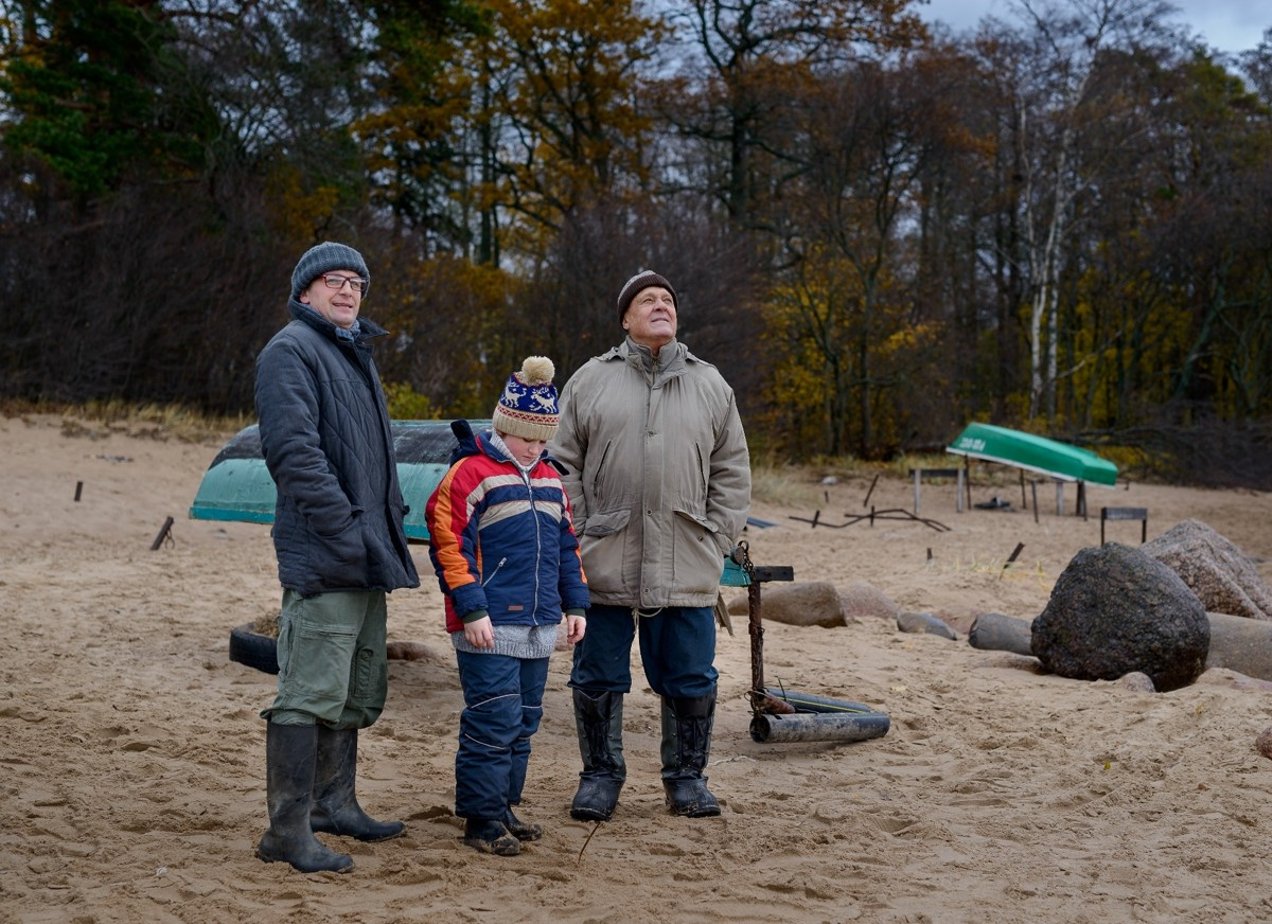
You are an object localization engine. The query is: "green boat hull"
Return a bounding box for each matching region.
[946,422,1117,486]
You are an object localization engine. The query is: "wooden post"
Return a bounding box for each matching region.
[748,583,765,701]
[150,516,175,551]
[863,473,879,509]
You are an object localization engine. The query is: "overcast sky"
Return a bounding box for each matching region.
[917,0,1268,54]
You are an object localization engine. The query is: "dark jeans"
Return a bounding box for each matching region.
[569,603,718,699]
[453,651,549,820]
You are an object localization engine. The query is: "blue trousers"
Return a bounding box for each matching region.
[454,651,550,820]
[569,604,718,699]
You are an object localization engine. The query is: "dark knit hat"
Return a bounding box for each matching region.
[492,356,560,442]
[291,242,371,301]
[616,270,677,325]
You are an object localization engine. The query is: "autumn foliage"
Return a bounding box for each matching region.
[1,1,1269,484]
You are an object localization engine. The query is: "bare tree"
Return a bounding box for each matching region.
[1007,0,1175,418]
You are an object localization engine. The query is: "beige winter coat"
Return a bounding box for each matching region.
[550,337,751,609]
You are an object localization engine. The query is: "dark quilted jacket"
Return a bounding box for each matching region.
[254,300,420,597]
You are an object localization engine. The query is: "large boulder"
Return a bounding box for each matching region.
[1142,519,1272,621]
[1031,543,1209,692]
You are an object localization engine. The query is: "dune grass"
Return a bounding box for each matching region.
[1,398,250,444]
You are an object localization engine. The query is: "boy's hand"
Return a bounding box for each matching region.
[463,615,495,649]
[565,612,586,645]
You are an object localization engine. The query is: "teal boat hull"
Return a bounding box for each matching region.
[189,420,488,541]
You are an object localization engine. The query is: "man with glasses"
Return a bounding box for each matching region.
[253,241,419,873]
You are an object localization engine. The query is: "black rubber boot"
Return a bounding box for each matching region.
[661,692,721,818]
[569,689,626,821]
[256,723,354,873]
[463,818,521,856]
[310,727,405,842]
[503,807,543,841]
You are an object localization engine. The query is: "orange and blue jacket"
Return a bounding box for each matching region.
[425,420,588,634]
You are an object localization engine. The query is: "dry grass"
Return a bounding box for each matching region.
[2,398,249,445]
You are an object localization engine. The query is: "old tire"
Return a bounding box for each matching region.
[229,623,279,674]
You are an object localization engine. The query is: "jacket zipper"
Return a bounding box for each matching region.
[481,557,507,586]
[524,466,543,624]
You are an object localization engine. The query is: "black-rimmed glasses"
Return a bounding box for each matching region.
[321,274,368,295]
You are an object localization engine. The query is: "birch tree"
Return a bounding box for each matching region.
[1008,0,1174,418]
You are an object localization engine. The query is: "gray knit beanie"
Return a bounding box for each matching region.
[290,242,371,301]
[616,270,676,325]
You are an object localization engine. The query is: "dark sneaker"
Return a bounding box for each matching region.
[463,818,521,856]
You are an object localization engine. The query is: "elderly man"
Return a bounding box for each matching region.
[253,241,419,873]
[550,269,751,821]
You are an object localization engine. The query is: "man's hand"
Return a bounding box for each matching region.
[565,612,586,645]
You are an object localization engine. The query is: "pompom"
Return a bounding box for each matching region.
[520,356,555,386]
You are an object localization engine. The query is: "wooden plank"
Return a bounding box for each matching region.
[1101,506,1148,544]
[1101,507,1148,521]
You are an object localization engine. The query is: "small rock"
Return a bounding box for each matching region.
[1256,726,1272,760]
[1119,671,1156,692]
[896,611,957,640]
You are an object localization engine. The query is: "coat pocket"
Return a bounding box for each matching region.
[672,508,724,593]
[580,508,632,594]
[308,511,369,589]
[582,508,631,538]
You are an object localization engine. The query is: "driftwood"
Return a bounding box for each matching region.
[385,640,437,661]
[968,610,1272,684]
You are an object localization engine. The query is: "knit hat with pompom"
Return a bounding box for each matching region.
[492,356,559,441]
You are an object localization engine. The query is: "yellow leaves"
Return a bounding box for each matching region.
[382,381,438,420]
[265,165,342,244]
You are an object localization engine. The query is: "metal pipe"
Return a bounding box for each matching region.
[750,712,890,743]
[762,688,879,714]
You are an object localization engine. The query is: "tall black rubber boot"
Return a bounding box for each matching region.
[310,727,405,842]
[569,689,626,821]
[256,723,354,873]
[660,691,721,818]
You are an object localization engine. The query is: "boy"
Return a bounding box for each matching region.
[426,356,588,855]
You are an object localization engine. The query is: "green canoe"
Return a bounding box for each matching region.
[946,422,1118,486]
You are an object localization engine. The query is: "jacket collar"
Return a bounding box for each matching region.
[448,418,556,471]
[616,335,688,378]
[289,298,387,344]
